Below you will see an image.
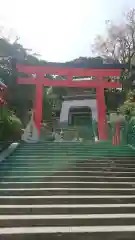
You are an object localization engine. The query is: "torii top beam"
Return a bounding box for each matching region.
[16,62,127,88]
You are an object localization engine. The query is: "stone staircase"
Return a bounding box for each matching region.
[0,141,135,239]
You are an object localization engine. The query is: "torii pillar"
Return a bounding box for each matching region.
[34,82,43,135]
[96,79,107,140]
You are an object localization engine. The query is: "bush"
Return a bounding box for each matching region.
[119,90,135,119]
[0,107,23,141]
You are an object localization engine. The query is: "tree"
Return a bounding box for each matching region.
[0,36,51,126]
[92,9,135,112]
[93,9,135,65]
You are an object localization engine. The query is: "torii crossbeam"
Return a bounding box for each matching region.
[16,62,126,140]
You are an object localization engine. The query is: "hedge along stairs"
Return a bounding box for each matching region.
[0,141,135,239]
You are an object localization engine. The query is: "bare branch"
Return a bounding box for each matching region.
[93,8,135,66]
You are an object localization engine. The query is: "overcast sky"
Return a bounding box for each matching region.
[0,0,135,62]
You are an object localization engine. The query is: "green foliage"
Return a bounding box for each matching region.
[0,38,49,125]
[9,114,22,132]
[125,115,135,146]
[119,90,135,118]
[105,90,125,112]
[119,70,128,82]
[129,116,135,126]
[0,107,23,141]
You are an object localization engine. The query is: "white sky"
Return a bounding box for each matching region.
[0,0,135,62]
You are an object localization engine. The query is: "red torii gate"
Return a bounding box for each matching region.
[16,63,125,140]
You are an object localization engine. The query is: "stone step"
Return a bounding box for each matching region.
[16,143,132,146]
[0,213,135,227]
[16,144,127,147]
[16,146,126,149]
[2,168,135,173]
[65,167,135,172]
[1,175,135,182]
[20,142,124,146]
[0,181,134,188]
[12,154,135,158]
[0,203,135,215]
[15,148,132,151]
[2,161,135,168]
[13,150,135,154]
[2,163,135,168]
[14,147,134,151]
[7,154,135,158]
[16,146,130,154]
[0,195,135,205]
[18,148,127,151]
[2,167,135,173]
[0,187,135,196]
[16,145,122,148]
[0,226,135,240]
[2,170,135,177]
[7,157,135,162]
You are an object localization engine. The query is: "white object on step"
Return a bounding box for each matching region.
[60,129,64,140]
[95,136,99,142]
[54,133,63,142]
[21,111,39,143]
